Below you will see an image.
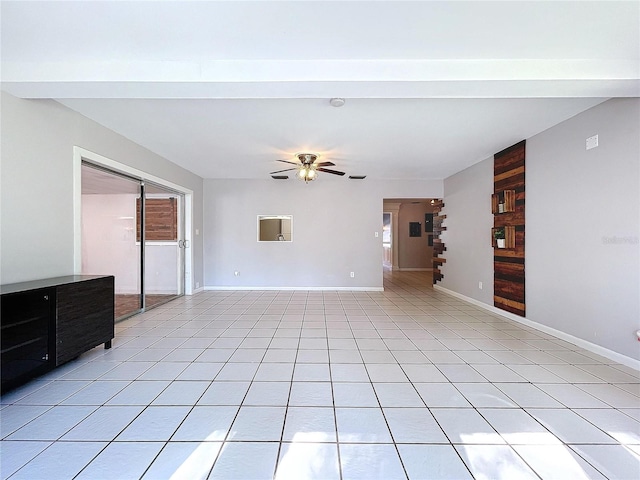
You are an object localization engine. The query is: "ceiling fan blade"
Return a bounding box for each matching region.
[276,159,300,166]
[317,168,346,176]
[269,167,297,174]
[316,161,335,167]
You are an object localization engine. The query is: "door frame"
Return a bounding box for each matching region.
[72,146,194,295]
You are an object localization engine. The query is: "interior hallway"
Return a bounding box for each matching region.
[1,271,639,479]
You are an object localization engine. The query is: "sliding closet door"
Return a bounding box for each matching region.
[142,182,184,308]
[81,163,143,319]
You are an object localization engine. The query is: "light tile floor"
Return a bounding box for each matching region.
[1,271,639,479]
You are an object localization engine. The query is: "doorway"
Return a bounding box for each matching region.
[382,198,438,272]
[80,162,185,320]
[382,212,392,270]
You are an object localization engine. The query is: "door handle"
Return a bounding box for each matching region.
[178,240,184,248]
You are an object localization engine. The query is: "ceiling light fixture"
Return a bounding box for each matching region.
[270,153,346,182]
[297,161,318,183]
[329,98,345,108]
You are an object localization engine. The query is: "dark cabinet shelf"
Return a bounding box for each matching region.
[1,288,53,391]
[1,275,114,393]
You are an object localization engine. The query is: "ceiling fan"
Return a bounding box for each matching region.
[270,153,345,182]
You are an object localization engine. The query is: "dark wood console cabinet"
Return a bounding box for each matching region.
[1,275,114,392]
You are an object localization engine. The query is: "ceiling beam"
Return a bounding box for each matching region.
[3,59,638,99]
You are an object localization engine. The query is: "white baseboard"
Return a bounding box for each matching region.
[191,286,204,294]
[434,285,640,370]
[204,286,384,292]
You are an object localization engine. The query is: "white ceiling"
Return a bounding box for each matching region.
[2,1,638,180]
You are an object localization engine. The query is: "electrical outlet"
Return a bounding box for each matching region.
[350,272,355,278]
[375,231,379,238]
[478,281,483,290]
[586,134,598,150]
[234,271,240,276]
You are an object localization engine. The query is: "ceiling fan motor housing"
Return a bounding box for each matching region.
[298,153,317,165]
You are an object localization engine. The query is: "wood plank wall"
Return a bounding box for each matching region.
[136,198,178,242]
[432,200,446,284]
[494,140,526,316]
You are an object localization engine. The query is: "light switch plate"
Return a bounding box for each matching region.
[586,135,599,150]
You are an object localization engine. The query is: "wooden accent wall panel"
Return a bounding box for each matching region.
[432,200,446,284]
[136,198,178,241]
[494,140,526,316]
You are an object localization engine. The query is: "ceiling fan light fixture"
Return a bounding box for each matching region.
[298,164,317,183]
[272,152,344,182]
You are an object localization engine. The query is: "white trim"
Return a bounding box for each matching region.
[433,285,640,370]
[204,286,385,292]
[136,242,179,246]
[73,146,194,295]
[184,194,193,295]
[75,147,194,194]
[191,286,205,295]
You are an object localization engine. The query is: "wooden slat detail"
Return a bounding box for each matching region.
[494,140,525,316]
[494,262,524,278]
[495,302,526,317]
[494,140,526,166]
[433,244,446,255]
[136,198,178,242]
[494,278,525,302]
[432,201,446,285]
[495,172,525,192]
[493,295,526,311]
[494,209,525,227]
[494,248,525,259]
[494,166,525,184]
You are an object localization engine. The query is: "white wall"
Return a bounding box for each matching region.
[204,178,442,289]
[397,202,435,270]
[81,194,179,294]
[82,194,140,293]
[0,92,204,288]
[527,98,639,361]
[440,98,640,362]
[440,158,495,304]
